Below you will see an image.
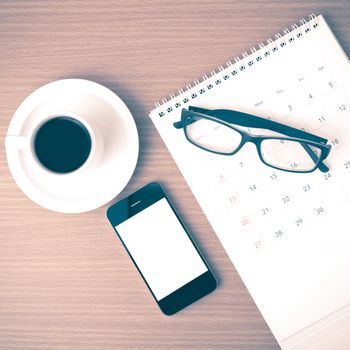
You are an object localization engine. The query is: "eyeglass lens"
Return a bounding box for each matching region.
[186,116,242,154]
[260,139,321,172]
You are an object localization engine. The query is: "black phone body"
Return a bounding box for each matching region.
[107,182,217,315]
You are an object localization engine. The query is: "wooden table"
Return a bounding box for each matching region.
[1,1,350,349]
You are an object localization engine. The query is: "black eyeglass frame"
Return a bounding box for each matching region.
[173,107,332,174]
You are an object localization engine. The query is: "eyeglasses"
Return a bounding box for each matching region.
[173,106,332,173]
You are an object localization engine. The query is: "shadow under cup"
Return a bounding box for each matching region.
[34,116,92,174]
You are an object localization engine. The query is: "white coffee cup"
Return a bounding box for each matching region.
[5,110,104,175]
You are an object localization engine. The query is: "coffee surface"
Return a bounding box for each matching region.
[34,117,92,173]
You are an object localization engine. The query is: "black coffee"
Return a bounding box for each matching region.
[34,117,92,173]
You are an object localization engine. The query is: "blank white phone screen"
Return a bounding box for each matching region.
[116,198,208,301]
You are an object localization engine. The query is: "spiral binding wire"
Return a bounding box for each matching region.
[154,14,320,117]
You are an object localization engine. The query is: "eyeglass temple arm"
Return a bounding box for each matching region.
[299,142,329,172]
[187,106,329,172]
[188,106,328,144]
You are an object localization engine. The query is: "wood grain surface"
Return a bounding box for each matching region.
[1,1,350,349]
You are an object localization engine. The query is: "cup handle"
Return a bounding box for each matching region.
[5,135,30,150]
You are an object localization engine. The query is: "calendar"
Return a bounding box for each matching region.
[150,15,350,349]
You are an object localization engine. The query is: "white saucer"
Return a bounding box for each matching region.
[5,79,139,213]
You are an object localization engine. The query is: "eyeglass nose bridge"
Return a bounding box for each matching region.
[240,131,263,146]
[231,131,264,157]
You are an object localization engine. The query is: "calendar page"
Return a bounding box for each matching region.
[150,15,350,348]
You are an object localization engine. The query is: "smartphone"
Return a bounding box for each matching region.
[107,182,217,315]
